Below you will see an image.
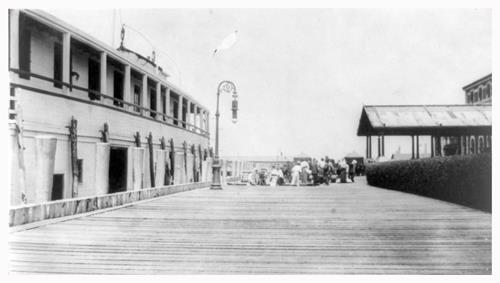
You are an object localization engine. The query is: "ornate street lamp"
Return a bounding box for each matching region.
[211,80,238,190]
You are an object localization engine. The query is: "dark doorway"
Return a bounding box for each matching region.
[182,100,187,128]
[88,58,100,100]
[149,87,157,118]
[53,41,63,88]
[51,174,64,201]
[113,71,124,107]
[133,84,141,112]
[173,99,179,126]
[161,87,167,121]
[109,147,127,194]
[18,14,32,80]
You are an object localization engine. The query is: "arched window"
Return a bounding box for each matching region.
[479,88,483,101]
[470,138,475,154]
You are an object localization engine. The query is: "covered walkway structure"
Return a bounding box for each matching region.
[357,105,492,159]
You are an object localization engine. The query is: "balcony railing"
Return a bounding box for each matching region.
[9,68,210,137]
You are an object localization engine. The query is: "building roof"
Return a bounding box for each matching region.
[357,104,492,136]
[462,73,492,91]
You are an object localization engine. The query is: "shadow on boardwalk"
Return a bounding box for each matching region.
[9,177,491,274]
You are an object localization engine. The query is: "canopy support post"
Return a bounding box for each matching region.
[411,135,415,159]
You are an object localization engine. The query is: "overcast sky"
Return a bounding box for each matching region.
[47,9,491,159]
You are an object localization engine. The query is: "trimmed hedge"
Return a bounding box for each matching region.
[366,153,491,212]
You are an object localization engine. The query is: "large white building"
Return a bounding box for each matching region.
[8,9,215,206]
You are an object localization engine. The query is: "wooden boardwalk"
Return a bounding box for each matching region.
[8,178,491,274]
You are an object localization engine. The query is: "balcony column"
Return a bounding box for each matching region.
[190,102,195,131]
[192,104,197,132]
[192,105,197,132]
[200,110,205,133]
[186,100,192,130]
[9,10,20,74]
[206,111,210,133]
[62,32,71,94]
[193,105,198,132]
[178,95,184,128]
[123,65,131,110]
[141,74,148,115]
[196,106,201,133]
[156,82,162,120]
[165,88,171,122]
[100,52,108,97]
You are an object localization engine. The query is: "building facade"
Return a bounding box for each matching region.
[464,74,492,105]
[8,10,215,206]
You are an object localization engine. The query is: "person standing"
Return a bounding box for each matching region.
[323,160,332,185]
[300,160,309,184]
[318,158,326,185]
[291,162,302,187]
[269,166,279,187]
[258,168,267,186]
[349,160,358,183]
[311,159,319,185]
[252,167,259,185]
[318,158,326,169]
[248,170,255,185]
[277,167,284,185]
[339,159,348,183]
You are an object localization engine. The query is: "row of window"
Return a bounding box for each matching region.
[466,83,492,104]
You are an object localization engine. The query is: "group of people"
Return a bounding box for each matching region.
[247,166,285,187]
[246,157,359,187]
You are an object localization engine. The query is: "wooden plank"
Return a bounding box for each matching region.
[8,178,491,274]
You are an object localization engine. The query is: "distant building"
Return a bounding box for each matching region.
[221,156,294,175]
[464,74,492,105]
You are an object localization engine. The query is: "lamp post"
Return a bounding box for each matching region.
[211,81,238,190]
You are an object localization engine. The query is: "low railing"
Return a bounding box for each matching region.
[9,181,211,228]
[9,68,209,136]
